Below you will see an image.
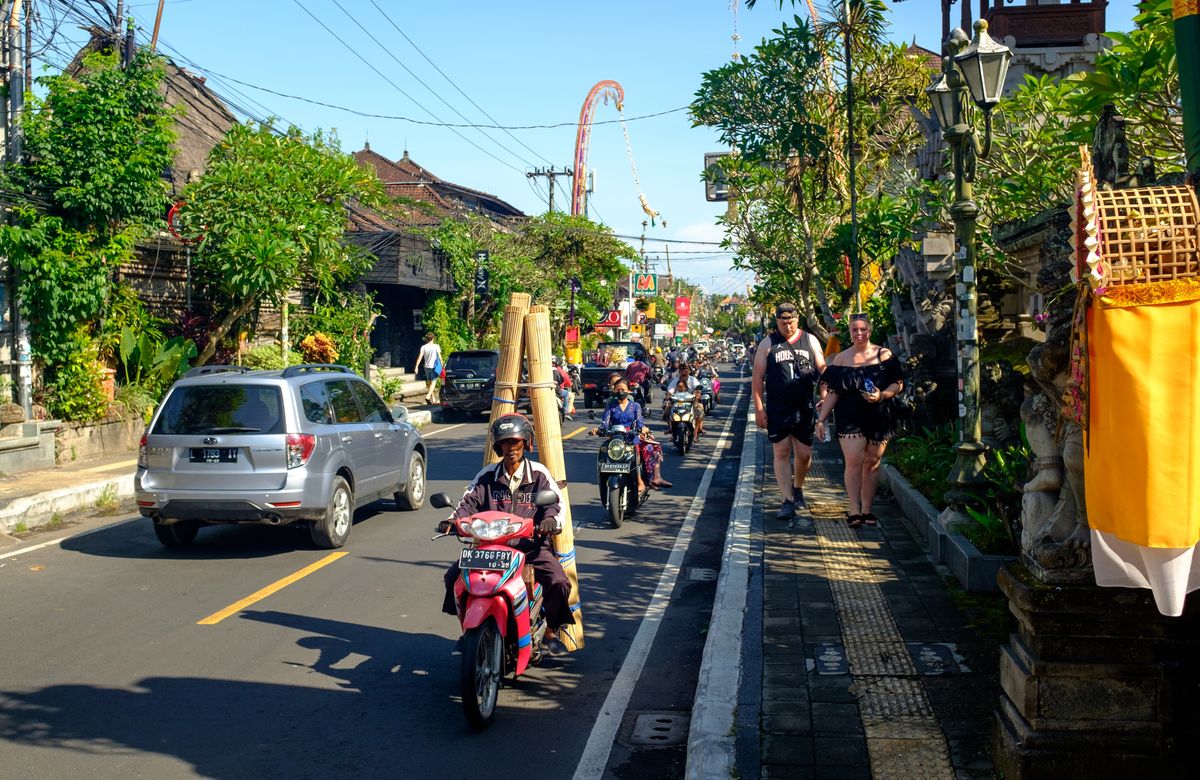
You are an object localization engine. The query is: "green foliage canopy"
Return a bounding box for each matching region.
[179,123,384,364]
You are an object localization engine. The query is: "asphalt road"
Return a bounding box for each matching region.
[0,365,749,779]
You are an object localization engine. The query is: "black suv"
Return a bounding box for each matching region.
[440,350,532,418]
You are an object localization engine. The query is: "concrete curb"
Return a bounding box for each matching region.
[881,463,940,553]
[0,473,134,536]
[685,413,759,779]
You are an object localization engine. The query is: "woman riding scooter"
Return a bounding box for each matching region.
[592,377,671,490]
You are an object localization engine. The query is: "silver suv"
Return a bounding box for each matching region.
[136,364,427,549]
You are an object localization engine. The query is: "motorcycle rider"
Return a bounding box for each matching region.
[552,355,575,420]
[438,414,574,654]
[591,377,671,490]
[663,362,700,420]
[625,354,652,406]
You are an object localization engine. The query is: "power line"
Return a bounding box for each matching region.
[328,0,538,171]
[364,0,553,167]
[291,0,525,176]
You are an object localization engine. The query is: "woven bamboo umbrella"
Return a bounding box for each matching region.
[524,304,584,651]
[483,293,531,466]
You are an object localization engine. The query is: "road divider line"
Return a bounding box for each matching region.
[562,425,588,440]
[197,552,349,625]
[421,423,466,437]
[573,380,746,780]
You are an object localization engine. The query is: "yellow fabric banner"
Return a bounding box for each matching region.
[1084,292,1200,548]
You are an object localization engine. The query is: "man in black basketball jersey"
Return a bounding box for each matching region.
[751,302,826,521]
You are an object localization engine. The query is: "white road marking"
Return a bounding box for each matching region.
[573,379,746,780]
[421,423,466,437]
[0,518,136,561]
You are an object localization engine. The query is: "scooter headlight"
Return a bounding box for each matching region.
[469,517,523,540]
[606,438,630,460]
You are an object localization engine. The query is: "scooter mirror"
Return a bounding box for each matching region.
[533,489,558,507]
[429,492,454,509]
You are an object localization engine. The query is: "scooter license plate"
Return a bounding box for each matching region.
[460,548,515,571]
[599,463,630,473]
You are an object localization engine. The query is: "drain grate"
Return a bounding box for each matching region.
[629,711,690,746]
[688,567,718,581]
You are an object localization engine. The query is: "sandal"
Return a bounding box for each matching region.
[846,514,864,528]
[862,512,878,527]
[652,479,673,489]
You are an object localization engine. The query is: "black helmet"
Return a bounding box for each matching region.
[490,413,534,455]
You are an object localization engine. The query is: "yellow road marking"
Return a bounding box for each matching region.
[562,425,589,440]
[197,552,349,625]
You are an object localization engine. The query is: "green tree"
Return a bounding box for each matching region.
[693,1,928,329]
[0,49,177,419]
[427,211,637,349]
[178,123,384,365]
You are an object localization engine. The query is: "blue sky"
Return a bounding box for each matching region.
[69,1,1144,296]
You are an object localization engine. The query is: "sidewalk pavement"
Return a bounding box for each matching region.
[0,405,434,542]
[739,435,1001,779]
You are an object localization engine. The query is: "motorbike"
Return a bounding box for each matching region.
[698,376,715,414]
[666,390,697,455]
[587,415,648,528]
[430,489,559,730]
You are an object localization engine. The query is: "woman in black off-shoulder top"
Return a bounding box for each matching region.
[814,315,905,528]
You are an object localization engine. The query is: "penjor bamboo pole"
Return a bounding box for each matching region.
[484,293,532,467]
[524,304,584,651]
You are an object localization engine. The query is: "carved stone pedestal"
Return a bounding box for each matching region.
[994,563,1200,778]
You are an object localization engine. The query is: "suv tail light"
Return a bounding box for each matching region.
[138,433,147,467]
[286,433,316,468]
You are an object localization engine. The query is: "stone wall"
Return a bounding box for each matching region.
[55,415,144,465]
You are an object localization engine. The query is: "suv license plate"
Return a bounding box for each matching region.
[460,381,484,389]
[460,548,515,571]
[190,447,238,463]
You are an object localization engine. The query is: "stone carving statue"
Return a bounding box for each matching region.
[1018,253,1092,583]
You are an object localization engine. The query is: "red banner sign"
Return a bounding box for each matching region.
[675,296,691,318]
[598,310,622,328]
[564,326,580,345]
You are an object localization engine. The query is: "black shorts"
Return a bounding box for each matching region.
[767,407,814,446]
[422,367,437,382]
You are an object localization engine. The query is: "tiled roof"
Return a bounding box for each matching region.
[906,43,943,73]
[352,146,525,222]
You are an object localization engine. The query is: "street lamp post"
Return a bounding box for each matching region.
[926,20,1012,496]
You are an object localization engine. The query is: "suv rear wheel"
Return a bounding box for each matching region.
[394,452,426,511]
[154,520,199,549]
[311,476,352,548]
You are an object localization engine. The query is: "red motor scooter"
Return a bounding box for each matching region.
[430,489,558,730]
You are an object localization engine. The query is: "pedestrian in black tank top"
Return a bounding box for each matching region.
[751,302,827,522]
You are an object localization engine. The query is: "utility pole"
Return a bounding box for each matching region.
[525,166,573,213]
[6,0,29,416]
[151,0,166,52]
[21,0,28,91]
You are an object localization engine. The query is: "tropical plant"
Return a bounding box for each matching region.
[299,333,338,364]
[291,293,381,374]
[117,327,197,398]
[178,122,384,365]
[885,424,958,508]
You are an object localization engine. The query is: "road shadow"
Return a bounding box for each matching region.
[58,501,396,560]
[0,611,590,777]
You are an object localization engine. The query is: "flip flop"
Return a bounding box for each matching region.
[862,512,879,527]
[847,514,864,528]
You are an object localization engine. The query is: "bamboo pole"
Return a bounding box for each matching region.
[484,293,531,466]
[524,304,584,651]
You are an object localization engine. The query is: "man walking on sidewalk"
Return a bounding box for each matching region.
[414,332,443,405]
[752,302,826,520]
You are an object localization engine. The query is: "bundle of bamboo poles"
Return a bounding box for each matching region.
[484,294,584,651]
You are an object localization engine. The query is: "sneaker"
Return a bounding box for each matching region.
[794,490,807,511]
[776,499,796,520]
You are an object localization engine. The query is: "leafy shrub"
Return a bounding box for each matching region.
[291,293,379,373]
[300,333,338,364]
[117,327,196,397]
[44,335,109,422]
[242,344,287,370]
[113,383,158,422]
[885,425,957,509]
[374,376,404,402]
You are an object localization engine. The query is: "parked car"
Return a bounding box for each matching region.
[440,350,530,417]
[135,363,427,550]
